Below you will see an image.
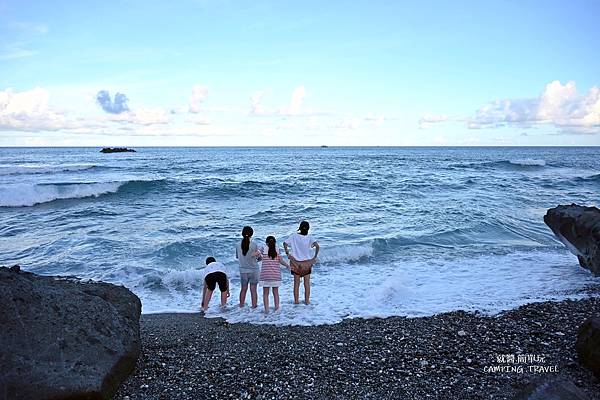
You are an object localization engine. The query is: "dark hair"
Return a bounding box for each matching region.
[265,236,277,260]
[241,226,254,256]
[205,256,216,265]
[298,220,310,235]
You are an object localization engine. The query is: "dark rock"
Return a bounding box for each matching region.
[513,377,589,400]
[576,316,600,379]
[0,267,141,400]
[9,264,20,272]
[100,147,136,153]
[544,204,600,276]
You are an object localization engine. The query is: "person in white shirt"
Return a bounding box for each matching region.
[283,221,320,305]
[201,257,230,312]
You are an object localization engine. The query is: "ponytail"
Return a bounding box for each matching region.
[241,226,253,256]
[266,236,277,260]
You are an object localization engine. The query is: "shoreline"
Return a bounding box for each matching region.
[115,296,600,400]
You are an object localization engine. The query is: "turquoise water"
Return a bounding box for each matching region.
[1,147,599,325]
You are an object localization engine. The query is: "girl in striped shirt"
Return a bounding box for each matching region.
[259,236,290,313]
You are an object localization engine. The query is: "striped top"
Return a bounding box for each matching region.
[259,249,283,282]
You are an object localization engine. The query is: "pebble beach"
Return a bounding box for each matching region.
[114,295,600,400]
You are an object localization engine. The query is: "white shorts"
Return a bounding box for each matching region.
[260,280,281,288]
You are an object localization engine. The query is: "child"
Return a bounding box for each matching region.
[259,236,289,313]
[201,256,230,312]
[283,221,319,305]
[235,226,260,308]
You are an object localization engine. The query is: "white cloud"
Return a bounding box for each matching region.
[280,86,306,116]
[420,80,600,134]
[249,90,268,115]
[0,88,69,131]
[0,87,174,134]
[338,117,362,130]
[107,108,171,125]
[249,86,308,117]
[332,113,386,130]
[418,113,449,129]
[188,85,209,113]
[365,113,385,126]
[185,116,212,125]
[0,47,37,60]
[10,22,49,35]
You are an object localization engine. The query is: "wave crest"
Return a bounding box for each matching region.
[508,159,546,167]
[0,182,124,207]
[451,159,547,170]
[318,244,373,264]
[0,164,101,176]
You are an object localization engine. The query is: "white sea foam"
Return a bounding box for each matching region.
[0,164,97,175]
[0,182,123,207]
[132,250,599,325]
[509,159,546,167]
[317,244,373,263]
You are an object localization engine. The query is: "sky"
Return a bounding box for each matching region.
[1,0,599,146]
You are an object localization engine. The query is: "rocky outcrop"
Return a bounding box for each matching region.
[576,316,600,380]
[0,265,141,400]
[513,377,589,400]
[100,147,136,153]
[544,204,600,276]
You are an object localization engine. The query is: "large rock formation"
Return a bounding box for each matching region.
[544,204,600,276]
[100,147,136,153]
[0,265,141,400]
[576,316,600,380]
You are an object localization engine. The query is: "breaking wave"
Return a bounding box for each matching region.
[452,159,547,170]
[0,182,124,207]
[0,179,168,207]
[0,164,103,176]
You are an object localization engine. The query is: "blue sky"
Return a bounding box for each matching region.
[1,0,599,146]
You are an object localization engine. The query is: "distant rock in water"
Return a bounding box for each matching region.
[544,204,600,277]
[0,266,141,400]
[100,147,136,153]
[576,316,600,380]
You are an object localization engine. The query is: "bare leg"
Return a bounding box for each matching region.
[293,274,300,304]
[220,290,228,307]
[303,275,311,305]
[239,283,248,307]
[202,289,214,311]
[263,287,270,313]
[250,283,258,308]
[273,287,280,311]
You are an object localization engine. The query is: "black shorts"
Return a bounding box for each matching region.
[205,272,228,292]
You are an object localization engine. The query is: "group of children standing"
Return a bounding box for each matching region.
[201,221,320,314]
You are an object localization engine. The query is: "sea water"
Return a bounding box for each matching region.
[1,147,599,325]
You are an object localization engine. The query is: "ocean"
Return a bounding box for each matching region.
[1,147,599,325]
